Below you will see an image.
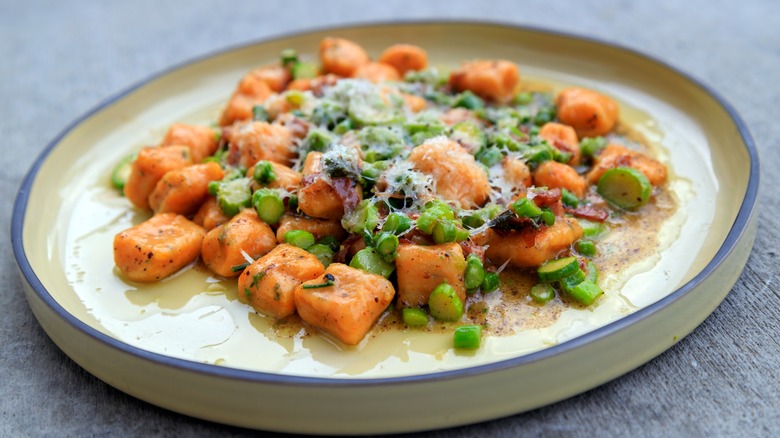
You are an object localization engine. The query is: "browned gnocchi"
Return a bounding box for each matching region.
[112,37,669,348]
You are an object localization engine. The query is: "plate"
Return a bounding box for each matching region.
[11,22,758,434]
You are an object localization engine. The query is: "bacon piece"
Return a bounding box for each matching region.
[529,187,564,216]
[459,239,486,263]
[564,204,609,222]
[330,177,361,212]
[334,234,363,264]
[529,187,562,206]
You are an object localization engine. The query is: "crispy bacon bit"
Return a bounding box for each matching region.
[529,187,564,216]
[564,204,609,222]
[301,173,321,187]
[529,187,562,207]
[398,229,432,246]
[487,210,538,233]
[330,177,361,212]
[334,234,363,264]
[459,239,486,262]
[577,257,589,272]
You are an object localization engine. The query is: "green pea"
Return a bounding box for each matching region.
[307,243,334,267]
[349,248,395,278]
[464,254,485,291]
[511,197,542,218]
[428,282,464,322]
[453,325,482,350]
[374,232,399,262]
[402,308,429,327]
[530,283,556,304]
[253,161,276,185]
[382,212,412,235]
[252,189,284,225]
[283,230,315,250]
[481,272,500,293]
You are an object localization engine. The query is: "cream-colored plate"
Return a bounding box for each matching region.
[12,22,758,434]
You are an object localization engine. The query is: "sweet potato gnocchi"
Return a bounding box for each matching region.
[111,37,669,348]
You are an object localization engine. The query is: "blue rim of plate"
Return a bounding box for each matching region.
[11,20,760,390]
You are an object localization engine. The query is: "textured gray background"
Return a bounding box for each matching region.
[3,0,778,436]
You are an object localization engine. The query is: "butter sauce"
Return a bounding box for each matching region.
[61,72,690,377]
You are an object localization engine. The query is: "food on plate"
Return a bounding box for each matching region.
[238,243,326,319]
[296,263,396,345]
[111,37,670,348]
[113,213,205,282]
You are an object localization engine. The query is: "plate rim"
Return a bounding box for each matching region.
[11,19,760,389]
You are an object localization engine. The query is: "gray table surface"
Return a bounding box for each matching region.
[3,1,778,436]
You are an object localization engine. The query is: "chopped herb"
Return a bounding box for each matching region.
[231,262,251,273]
[302,273,336,289]
[249,271,265,288]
